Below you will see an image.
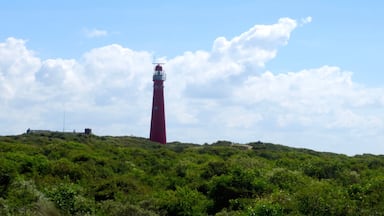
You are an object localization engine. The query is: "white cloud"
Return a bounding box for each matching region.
[1,18,384,155]
[84,28,108,38]
[327,109,383,130]
[233,66,384,131]
[301,16,312,25]
[212,17,297,67]
[0,38,41,101]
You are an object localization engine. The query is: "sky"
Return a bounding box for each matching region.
[1,1,384,155]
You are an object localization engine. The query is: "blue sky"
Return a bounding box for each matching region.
[1,1,384,155]
[2,0,383,83]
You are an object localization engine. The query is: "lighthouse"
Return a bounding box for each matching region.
[149,63,167,144]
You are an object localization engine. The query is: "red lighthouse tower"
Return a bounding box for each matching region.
[150,63,166,144]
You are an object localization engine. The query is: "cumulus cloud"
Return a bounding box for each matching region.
[0,38,41,101]
[234,66,384,129]
[212,17,297,67]
[1,18,383,155]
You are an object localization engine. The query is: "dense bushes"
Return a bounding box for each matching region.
[1,133,384,215]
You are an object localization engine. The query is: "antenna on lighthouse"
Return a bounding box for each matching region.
[152,60,166,81]
[152,56,167,66]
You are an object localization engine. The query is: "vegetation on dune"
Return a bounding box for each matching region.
[1,132,384,215]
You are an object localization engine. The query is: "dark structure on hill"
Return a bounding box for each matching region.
[26,128,92,135]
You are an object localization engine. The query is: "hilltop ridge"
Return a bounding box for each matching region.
[1,132,384,215]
